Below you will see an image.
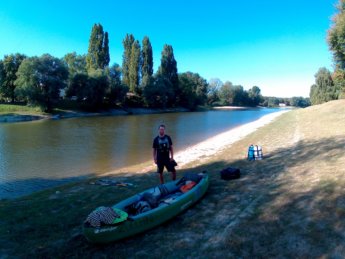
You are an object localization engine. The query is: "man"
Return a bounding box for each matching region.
[152,124,176,184]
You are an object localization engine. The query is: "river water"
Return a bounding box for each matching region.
[0,108,280,199]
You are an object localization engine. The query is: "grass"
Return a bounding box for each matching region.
[0,101,86,116]
[0,103,45,115]
[1,99,345,258]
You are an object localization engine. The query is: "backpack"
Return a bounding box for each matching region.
[255,145,263,160]
[220,167,241,180]
[247,145,255,160]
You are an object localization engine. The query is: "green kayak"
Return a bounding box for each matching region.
[83,173,209,244]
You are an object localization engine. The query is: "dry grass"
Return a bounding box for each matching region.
[1,100,345,258]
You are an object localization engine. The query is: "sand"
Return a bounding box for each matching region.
[104,109,291,176]
[174,110,290,167]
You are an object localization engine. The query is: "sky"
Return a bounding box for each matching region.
[0,0,336,97]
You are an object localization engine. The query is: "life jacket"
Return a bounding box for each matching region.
[180,181,196,193]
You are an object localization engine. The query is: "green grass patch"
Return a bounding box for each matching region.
[0,103,44,114]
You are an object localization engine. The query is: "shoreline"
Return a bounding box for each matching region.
[0,105,273,123]
[174,109,289,167]
[103,109,290,177]
[0,107,191,123]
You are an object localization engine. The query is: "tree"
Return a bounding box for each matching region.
[66,73,89,101]
[15,54,68,112]
[129,40,141,93]
[178,72,198,109]
[143,75,174,108]
[141,36,153,88]
[267,97,280,107]
[0,60,4,101]
[310,67,336,105]
[0,53,27,102]
[66,69,109,109]
[207,78,222,105]
[86,23,110,71]
[328,0,345,69]
[327,0,345,98]
[248,86,262,106]
[122,34,135,87]
[63,52,87,98]
[86,70,109,108]
[107,64,128,104]
[102,32,110,68]
[219,81,234,105]
[158,44,178,98]
[178,72,208,109]
[332,68,345,99]
[63,52,87,77]
[231,85,247,106]
[290,97,310,107]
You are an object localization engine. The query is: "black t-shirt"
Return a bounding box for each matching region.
[153,135,173,161]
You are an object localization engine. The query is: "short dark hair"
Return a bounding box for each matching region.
[158,124,165,129]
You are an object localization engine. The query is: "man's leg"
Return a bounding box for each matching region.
[157,163,164,184]
[166,161,176,181]
[158,173,164,184]
[171,170,176,181]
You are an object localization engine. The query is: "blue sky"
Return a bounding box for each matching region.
[0,0,336,97]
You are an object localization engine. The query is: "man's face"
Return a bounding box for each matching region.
[159,127,165,136]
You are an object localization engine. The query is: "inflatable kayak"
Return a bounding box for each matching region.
[83,173,209,243]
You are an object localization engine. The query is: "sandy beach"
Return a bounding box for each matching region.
[120,109,291,175]
[174,109,290,167]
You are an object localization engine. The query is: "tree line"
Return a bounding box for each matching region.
[0,23,307,112]
[310,0,345,105]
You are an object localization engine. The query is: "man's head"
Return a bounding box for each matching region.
[158,124,165,136]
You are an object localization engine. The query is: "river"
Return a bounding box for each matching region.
[0,108,281,199]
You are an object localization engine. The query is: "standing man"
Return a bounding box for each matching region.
[153,124,176,184]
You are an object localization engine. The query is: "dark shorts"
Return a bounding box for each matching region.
[157,159,176,174]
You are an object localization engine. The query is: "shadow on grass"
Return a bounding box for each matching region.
[0,176,90,200]
[1,136,345,258]
[217,135,345,258]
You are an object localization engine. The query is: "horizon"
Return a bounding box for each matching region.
[0,0,335,98]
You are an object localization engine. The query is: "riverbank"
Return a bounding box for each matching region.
[1,100,345,257]
[99,109,289,177]
[0,103,263,123]
[0,105,191,123]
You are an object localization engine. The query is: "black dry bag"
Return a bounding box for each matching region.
[220,167,240,180]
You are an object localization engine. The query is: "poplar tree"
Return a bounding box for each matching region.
[129,40,141,93]
[141,36,153,88]
[86,23,110,71]
[122,34,135,87]
[158,44,178,94]
[102,32,110,68]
